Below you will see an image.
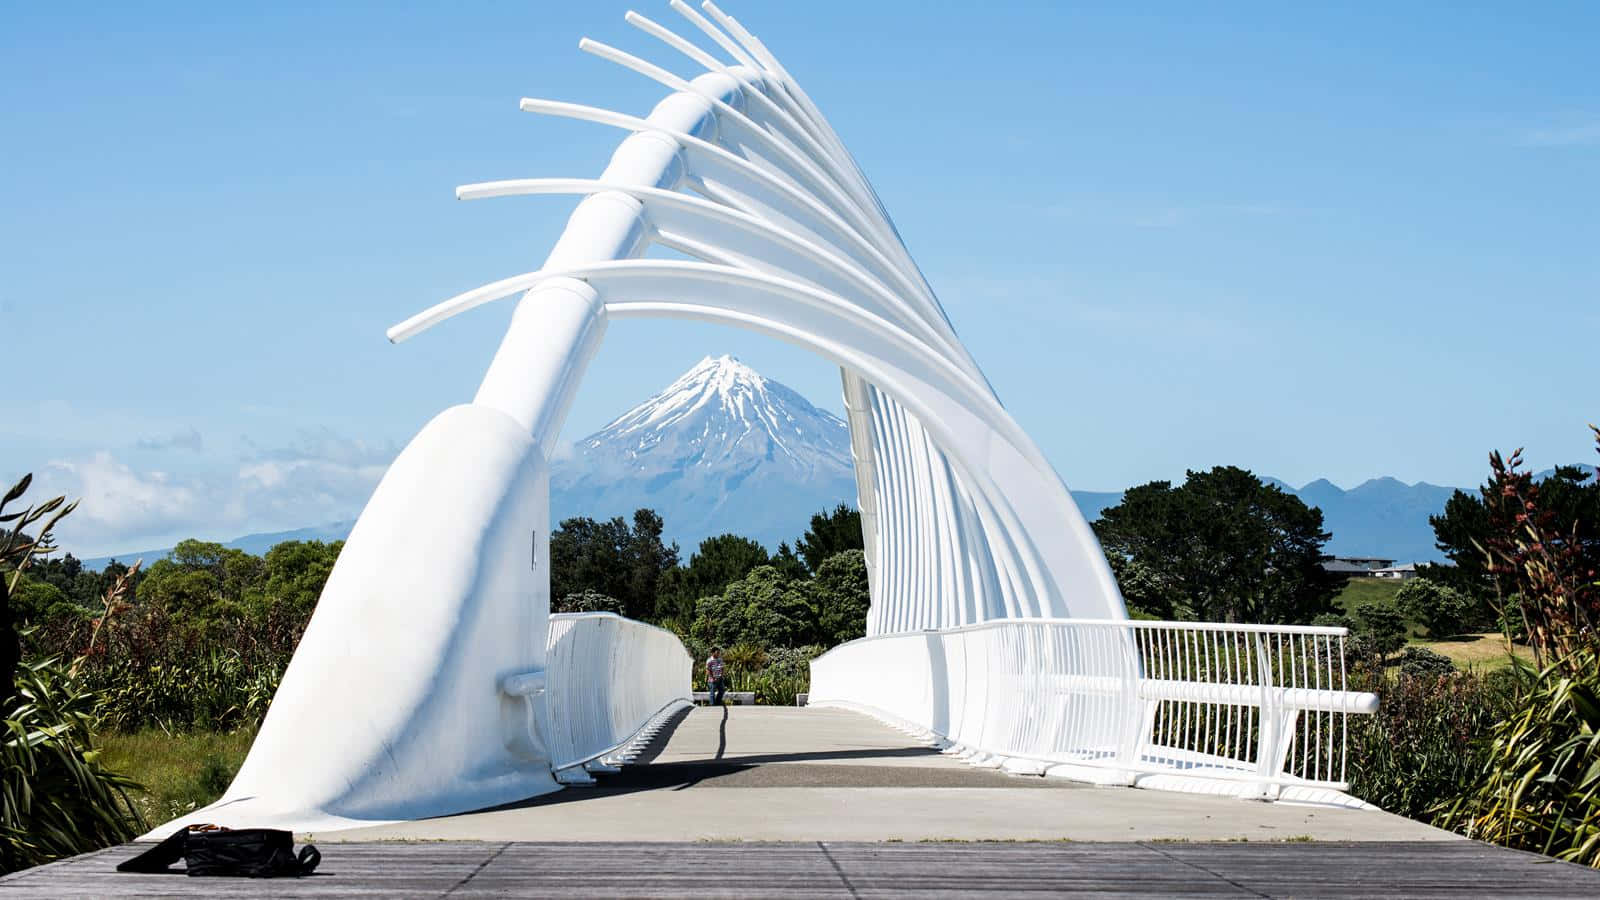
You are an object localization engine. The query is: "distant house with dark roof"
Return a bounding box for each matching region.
[1372,563,1418,580]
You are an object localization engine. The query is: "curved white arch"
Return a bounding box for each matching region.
[391,259,1020,455]
[177,3,1137,836]
[393,254,1122,623]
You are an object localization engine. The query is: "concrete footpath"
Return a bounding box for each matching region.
[324,706,1454,844]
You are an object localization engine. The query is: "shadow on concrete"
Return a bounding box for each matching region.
[445,705,1027,817]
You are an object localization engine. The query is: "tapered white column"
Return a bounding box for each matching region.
[472,73,744,446]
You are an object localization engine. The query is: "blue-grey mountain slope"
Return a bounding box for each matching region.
[80,354,1588,567]
[548,355,858,550]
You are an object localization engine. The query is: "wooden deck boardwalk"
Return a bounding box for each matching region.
[5,839,1599,898]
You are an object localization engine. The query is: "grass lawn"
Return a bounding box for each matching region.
[1334,577,1402,613]
[1412,633,1536,671]
[97,727,255,828]
[1335,577,1537,671]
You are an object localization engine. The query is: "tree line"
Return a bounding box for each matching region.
[547,503,870,648]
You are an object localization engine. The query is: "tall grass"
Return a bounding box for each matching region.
[36,603,295,733]
[97,728,256,825]
[1345,663,1517,821]
[1437,646,1600,867]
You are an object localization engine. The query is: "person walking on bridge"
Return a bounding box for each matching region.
[706,647,727,706]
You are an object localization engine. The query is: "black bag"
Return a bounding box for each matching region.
[117,824,320,878]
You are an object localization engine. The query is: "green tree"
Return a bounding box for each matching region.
[260,540,343,620]
[1351,601,1407,657]
[136,539,266,622]
[810,549,870,644]
[1426,464,1600,616]
[1394,577,1471,639]
[656,533,769,622]
[692,565,816,649]
[1104,554,1173,620]
[1092,466,1343,623]
[794,504,863,575]
[554,589,625,615]
[770,541,809,580]
[8,578,81,624]
[549,510,679,621]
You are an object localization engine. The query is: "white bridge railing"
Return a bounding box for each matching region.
[535,612,692,781]
[809,619,1378,800]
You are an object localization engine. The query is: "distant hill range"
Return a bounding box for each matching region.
[79,357,1593,569]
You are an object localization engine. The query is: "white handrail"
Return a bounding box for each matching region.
[809,617,1378,798]
[540,612,693,773]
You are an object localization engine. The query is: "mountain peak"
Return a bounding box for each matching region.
[574,355,849,469]
[552,356,857,550]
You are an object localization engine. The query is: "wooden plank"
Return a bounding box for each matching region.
[3,840,1598,898]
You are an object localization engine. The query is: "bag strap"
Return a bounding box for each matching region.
[115,829,188,874]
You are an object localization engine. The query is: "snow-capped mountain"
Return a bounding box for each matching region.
[549,355,858,550]
[85,353,1568,567]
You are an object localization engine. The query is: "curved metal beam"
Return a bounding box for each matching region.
[450,177,966,365]
[516,98,943,321]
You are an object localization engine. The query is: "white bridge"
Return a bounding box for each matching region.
[160,1,1378,837]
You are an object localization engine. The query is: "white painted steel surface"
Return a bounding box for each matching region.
[391,2,1128,628]
[809,620,1379,800]
[151,3,1379,834]
[543,613,693,775]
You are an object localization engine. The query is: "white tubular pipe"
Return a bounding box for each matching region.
[670,0,762,70]
[518,98,946,332]
[583,33,892,248]
[450,177,967,365]
[470,71,741,438]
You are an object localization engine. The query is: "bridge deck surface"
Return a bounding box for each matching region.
[8,838,1600,897]
[330,706,1447,843]
[9,708,1600,896]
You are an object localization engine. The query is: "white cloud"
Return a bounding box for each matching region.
[35,429,400,557]
[41,452,207,551]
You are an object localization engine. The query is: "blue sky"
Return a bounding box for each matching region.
[3,1,1596,557]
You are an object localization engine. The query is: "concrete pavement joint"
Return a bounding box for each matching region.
[817,842,861,898]
[1139,841,1272,898]
[440,840,510,897]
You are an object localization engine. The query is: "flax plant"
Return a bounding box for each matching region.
[1435,428,1600,868]
[0,475,143,873]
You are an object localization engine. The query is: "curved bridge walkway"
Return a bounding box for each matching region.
[335,706,1448,843]
[7,707,1600,897]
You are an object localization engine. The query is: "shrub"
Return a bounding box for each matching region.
[1396,646,1456,677]
[554,590,624,615]
[1427,428,1600,866]
[1350,601,1407,657]
[1396,578,1471,639]
[1346,664,1517,821]
[40,601,293,733]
